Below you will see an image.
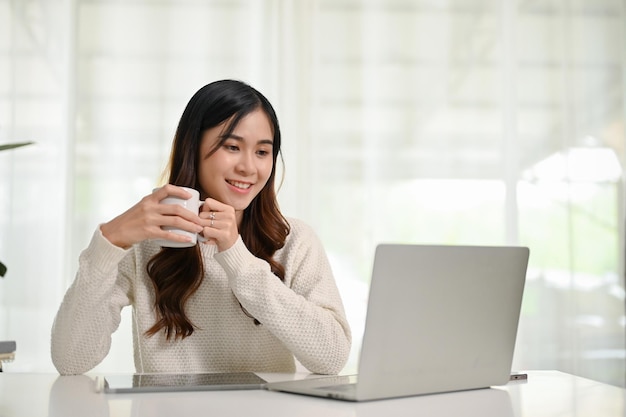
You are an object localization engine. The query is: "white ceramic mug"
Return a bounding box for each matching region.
[152,187,206,248]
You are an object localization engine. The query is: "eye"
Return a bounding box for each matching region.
[257,149,270,157]
[223,144,239,152]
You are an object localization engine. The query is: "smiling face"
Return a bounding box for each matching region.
[197,108,275,224]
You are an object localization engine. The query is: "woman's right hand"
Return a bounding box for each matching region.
[99,184,204,249]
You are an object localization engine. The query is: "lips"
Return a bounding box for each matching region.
[227,180,252,190]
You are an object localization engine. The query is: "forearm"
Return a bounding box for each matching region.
[51,285,117,375]
[240,280,351,374]
[216,238,352,374]
[51,229,130,374]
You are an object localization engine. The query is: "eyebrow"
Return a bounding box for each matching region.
[222,134,273,146]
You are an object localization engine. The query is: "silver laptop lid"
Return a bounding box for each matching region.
[355,244,529,400]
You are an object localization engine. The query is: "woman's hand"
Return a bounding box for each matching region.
[198,198,239,252]
[100,185,204,249]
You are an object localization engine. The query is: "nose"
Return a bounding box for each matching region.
[235,150,255,175]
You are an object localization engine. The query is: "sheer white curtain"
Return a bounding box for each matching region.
[1,0,624,387]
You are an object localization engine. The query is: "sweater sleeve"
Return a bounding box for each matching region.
[214,220,352,375]
[51,227,133,375]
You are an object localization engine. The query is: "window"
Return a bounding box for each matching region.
[1,0,624,387]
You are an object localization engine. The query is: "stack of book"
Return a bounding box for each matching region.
[0,340,16,371]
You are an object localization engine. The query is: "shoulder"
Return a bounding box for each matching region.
[277,218,335,287]
[283,217,321,244]
[277,217,326,259]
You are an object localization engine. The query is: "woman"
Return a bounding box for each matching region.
[51,79,351,375]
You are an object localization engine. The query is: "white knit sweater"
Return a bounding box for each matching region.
[51,218,351,375]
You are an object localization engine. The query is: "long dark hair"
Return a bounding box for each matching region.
[145,80,290,339]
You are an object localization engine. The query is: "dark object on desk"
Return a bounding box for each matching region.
[0,340,16,372]
[510,373,528,381]
[103,372,267,393]
[0,340,16,354]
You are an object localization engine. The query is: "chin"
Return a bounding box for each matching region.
[226,197,253,211]
[235,202,254,212]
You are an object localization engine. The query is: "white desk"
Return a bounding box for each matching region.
[0,371,623,417]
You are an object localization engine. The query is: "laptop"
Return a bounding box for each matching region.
[265,244,529,401]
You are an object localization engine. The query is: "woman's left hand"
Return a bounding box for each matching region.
[199,198,239,252]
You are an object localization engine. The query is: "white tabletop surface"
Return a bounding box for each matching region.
[0,370,624,417]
